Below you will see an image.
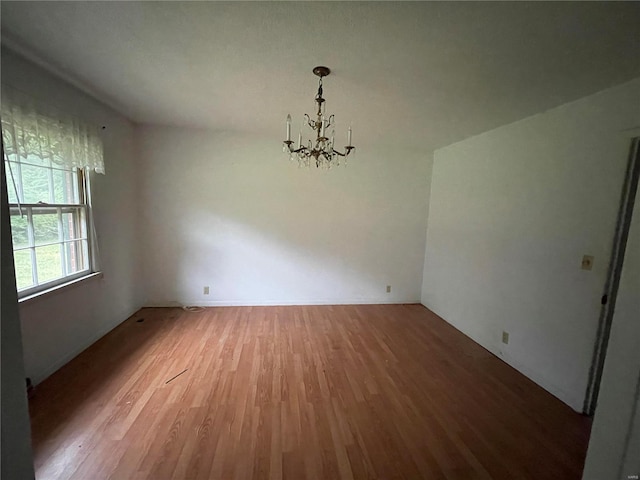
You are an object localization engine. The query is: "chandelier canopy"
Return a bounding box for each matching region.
[283,66,355,168]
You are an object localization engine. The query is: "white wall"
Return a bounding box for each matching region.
[582,153,640,479]
[137,126,431,306]
[1,48,144,385]
[421,78,640,411]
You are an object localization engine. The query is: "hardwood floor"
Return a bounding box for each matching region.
[29,305,591,479]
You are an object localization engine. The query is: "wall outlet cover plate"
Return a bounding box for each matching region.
[581,255,594,270]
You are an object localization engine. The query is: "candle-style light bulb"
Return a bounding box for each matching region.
[298,130,302,148]
[286,114,291,141]
[347,124,352,147]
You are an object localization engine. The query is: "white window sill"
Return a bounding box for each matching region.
[18,272,103,305]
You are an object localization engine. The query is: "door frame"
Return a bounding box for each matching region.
[584,131,640,416]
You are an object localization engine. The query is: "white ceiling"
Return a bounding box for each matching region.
[1,1,639,152]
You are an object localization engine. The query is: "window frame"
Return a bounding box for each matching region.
[6,162,96,298]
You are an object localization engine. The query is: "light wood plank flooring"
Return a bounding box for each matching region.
[29,305,591,479]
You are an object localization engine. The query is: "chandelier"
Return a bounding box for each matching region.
[283,66,355,168]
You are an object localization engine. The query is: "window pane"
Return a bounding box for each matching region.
[52,168,79,204]
[33,211,60,246]
[5,161,19,203]
[62,208,86,240]
[20,154,51,169]
[4,150,20,163]
[80,209,87,238]
[10,212,29,248]
[35,244,63,284]
[21,163,52,204]
[13,249,34,290]
[61,212,73,240]
[64,240,89,274]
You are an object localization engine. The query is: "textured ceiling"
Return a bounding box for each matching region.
[1,1,639,152]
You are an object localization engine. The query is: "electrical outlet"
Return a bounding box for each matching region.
[581,255,594,270]
[386,285,391,293]
[502,331,509,344]
[203,286,210,295]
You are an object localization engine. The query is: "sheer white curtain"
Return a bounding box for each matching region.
[1,86,105,174]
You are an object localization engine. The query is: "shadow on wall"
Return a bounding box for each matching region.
[138,127,431,306]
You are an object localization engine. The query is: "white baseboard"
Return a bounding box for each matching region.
[143,299,421,308]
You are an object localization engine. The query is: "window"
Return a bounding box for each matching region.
[5,156,92,297]
[2,86,104,298]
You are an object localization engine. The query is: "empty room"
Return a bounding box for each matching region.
[1,2,639,479]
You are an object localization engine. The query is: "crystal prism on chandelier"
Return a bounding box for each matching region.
[283,66,355,168]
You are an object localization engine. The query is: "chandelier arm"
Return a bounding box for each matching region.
[293,146,308,155]
[332,146,356,157]
[305,116,316,130]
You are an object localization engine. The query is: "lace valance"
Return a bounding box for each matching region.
[1,86,105,174]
